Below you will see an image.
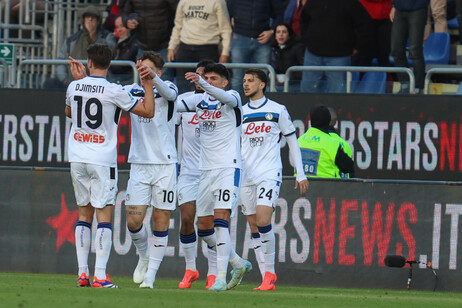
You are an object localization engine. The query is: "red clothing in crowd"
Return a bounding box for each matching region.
[359,0,392,20]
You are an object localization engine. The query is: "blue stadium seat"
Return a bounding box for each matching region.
[354,72,387,94]
[424,32,450,65]
[456,81,462,94]
[447,16,459,30]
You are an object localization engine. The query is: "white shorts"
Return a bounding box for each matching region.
[240,180,281,216]
[196,168,241,217]
[70,162,118,209]
[177,172,200,205]
[125,163,177,210]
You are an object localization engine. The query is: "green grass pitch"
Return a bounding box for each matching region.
[1,272,462,308]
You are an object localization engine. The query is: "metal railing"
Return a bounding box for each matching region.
[424,68,462,94]
[0,58,8,87]
[284,66,416,93]
[17,59,139,88]
[164,62,277,92]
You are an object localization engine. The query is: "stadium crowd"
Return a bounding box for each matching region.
[4,0,458,93]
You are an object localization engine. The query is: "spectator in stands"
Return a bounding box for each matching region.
[56,6,116,84]
[122,0,177,81]
[109,15,139,84]
[390,0,429,93]
[299,0,373,93]
[103,0,126,33]
[297,104,354,178]
[227,0,284,90]
[271,22,304,92]
[283,0,307,38]
[5,0,49,39]
[424,0,448,39]
[359,0,392,67]
[168,0,232,92]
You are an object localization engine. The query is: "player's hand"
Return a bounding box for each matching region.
[167,49,176,62]
[389,7,396,22]
[68,56,86,80]
[219,55,230,63]
[185,72,200,83]
[295,179,309,195]
[127,19,139,30]
[257,30,273,45]
[136,60,155,80]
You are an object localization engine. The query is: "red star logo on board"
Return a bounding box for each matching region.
[46,193,79,252]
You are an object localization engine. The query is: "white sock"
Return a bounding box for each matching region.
[229,247,245,269]
[215,220,231,282]
[206,246,217,277]
[75,221,91,276]
[259,225,275,274]
[94,223,113,279]
[145,230,168,284]
[198,229,217,277]
[180,232,197,271]
[129,224,149,261]
[252,233,265,279]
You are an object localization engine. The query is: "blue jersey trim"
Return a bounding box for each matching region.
[181,100,191,112]
[128,99,139,112]
[89,75,105,79]
[234,168,240,187]
[247,98,268,109]
[284,130,297,137]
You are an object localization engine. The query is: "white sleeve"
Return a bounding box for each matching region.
[196,77,240,107]
[286,133,306,182]
[176,93,201,112]
[153,75,178,101]
[279,107,296,136]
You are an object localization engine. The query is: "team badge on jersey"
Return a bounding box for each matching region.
[126,193,130,201]
[265,113,274,121]
[178,193,183,201]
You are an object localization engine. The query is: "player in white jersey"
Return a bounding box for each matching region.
[120,51,179,289]
[178,64,252,291]
[176,60,220,289]
[66,43,155,288]
[240,69,309,291]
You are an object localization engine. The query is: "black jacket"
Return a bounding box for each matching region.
[122,0,178,51]
[227,0,283,38]
[111,33,139,75]
[300,0,373,57]
[271,38,305,78]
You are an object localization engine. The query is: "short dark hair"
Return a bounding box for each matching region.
[87,43,112,69]
[139,50,165,69]
[245,68,268,92]
[196,59,215,69]
[203,63,229,80]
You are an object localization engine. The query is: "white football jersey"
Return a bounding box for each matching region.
[241,97,296,185]
[181,90,242,170]
[124,82,178,164]
[66,76,138,167]
[177,91,201,176]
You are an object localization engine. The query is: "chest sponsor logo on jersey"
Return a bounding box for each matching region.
[73,132,105,144]
[198,110,221,132]
[187,114,199,125]
[199,109,221,120]
[244,122,272,135]
[249,136,264,147]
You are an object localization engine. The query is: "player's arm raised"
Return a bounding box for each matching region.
[185,73,239,107]
[130,60,155,118]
